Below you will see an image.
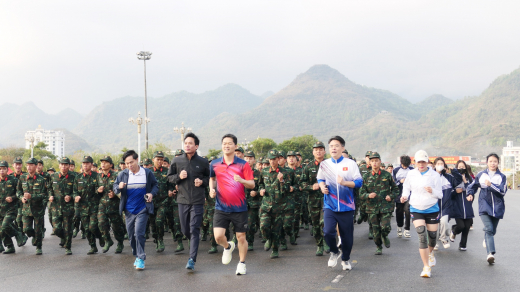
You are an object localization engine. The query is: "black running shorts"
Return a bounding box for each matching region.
[410,211,440,224]
[213,209,249,233]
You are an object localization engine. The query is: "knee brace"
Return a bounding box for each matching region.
[416,226,428,249]
[428,231,437,247]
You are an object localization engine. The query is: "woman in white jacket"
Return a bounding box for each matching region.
[401,150,443,278]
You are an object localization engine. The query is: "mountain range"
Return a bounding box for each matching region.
[2,64,519,161]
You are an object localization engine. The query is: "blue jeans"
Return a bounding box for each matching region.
[125,208,149,260]
[480,214,500,255]
[323,209,354,262]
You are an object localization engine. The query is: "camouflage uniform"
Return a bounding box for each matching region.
[279,151,298,248]
[245,151,262,249]
[0,161,20,253]
[359,153,398,253]
[73,156,103,253]
[149,152,171,252]
[16,158,48,253]
[291,163,304,240]
[300,159,310,229]
[97,156,125,253]
[12,157,25,236]
[259,150,290,258]
[48,158,76,252]
[300,152,325,253]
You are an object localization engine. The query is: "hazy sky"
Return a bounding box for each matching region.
[1,0,519,115]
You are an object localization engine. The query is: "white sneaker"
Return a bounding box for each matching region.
[442,240,450,249]
[483,240,486,248]
[397,227,403,237]
[487,254,495,265]
[341,260,352,270]
[428,252,436,267]
[236,262,246,275]
[328,251,342,267]
[433,244,439,251]
[420,266,432,278]
[449,231,456,242]
[459,247,467,251]
[222,241,235,265]
[470,226,474,231]
[404,230,411,238]
[337,237,342,248]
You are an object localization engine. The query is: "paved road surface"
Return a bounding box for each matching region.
[2,191,519,291]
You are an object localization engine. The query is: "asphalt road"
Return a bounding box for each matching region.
[2,191,519,292]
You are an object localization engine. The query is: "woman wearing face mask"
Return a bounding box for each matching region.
[467,153,507,265]
[449,160,474,251]
[433,157,462,250]
[401,150,443,278]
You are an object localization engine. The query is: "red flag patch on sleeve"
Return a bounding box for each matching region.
[343,167,348,171]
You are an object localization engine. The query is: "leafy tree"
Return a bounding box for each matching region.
[139,143,173,160]
[206,148,222,158]
[276,135,318,160]
[0,146,26,164]
[250,138,277,159]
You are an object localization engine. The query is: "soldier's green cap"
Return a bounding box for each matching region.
[47,168,56,172]
[295,152,301,156]
[342,149,349,154]
[262,159,269,164]
[365,150,372,157]
[369,152,381,160]
[37,159,44,165]
[267,149,279,159]
[313,141,325,149]
[278,150,286,158]
[387,164,393,167]
[163,157,170,163]
[26,157,38,165]
[174,149,185,156]
[143,158,152,165]
[244,150,255,157]
[381,163,386,168]
[100,155,113,164]
[0,160,8,167]
[82,156,94,163]
[71,160,76,165]
[287,151,297,157]
[235,147,244,154]
[258,157,264,162]
[119,159,125,164]
[93,163,98,167]
[13,157,23,164]
[59,157,71,164]
[348,154,353,159]
[153,151,165,158]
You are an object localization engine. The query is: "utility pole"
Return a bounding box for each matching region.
[136,51,152,149]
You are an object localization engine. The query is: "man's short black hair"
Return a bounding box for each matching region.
[222,133,237,145]
[184,133,200,146]
[400,155,411,167]
[123,150,138,162]
[328,136,345,147]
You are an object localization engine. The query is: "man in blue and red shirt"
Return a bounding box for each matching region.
[209,134,255,275]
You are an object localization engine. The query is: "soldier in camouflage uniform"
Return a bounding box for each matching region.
[357,151,375,240]
[360,152,398,255]
[287,151,303,244]
[300,141,328,256]
[149,151,172,253]
[74,156,104,254]
[16,158,48,255]
[70,160,85,239]
[0,161,22,254]
[11,157,26,238]
[258,149,290,259]
[243,151,262,251]
[277,150,297,251]
[201,156,218,253]
[36,160,52,236]
[171,149,185,252]
[300,158,310,230]
[97,156,125,253]
[48,157,76,255]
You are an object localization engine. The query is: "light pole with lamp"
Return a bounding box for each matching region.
[136,51,152,150]
[129,112,150,161]
[25,134,35,158]
[173,122,192,150]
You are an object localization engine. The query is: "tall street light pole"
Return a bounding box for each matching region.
[137,51,152,150]
[129,112,150,161]
[25,135,35,158]
[173,122,192,150]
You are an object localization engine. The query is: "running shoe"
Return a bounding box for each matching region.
[428,252,436,267]
[222,241,235,265]
[135,259,145,270]
[459,247,467,251]
[433,244,439,251]
[186,258,195,270]
[442,240,450,249]
[420,266,432,278]
[341,260,352,271]
[397,227,403,238]
[236,262,246,275]
[470,226,473,231]
[487,254,495,265]
[404,230,411,238]
[449,231,456,242]
[134,257,138,267]
[328,251,342,267]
